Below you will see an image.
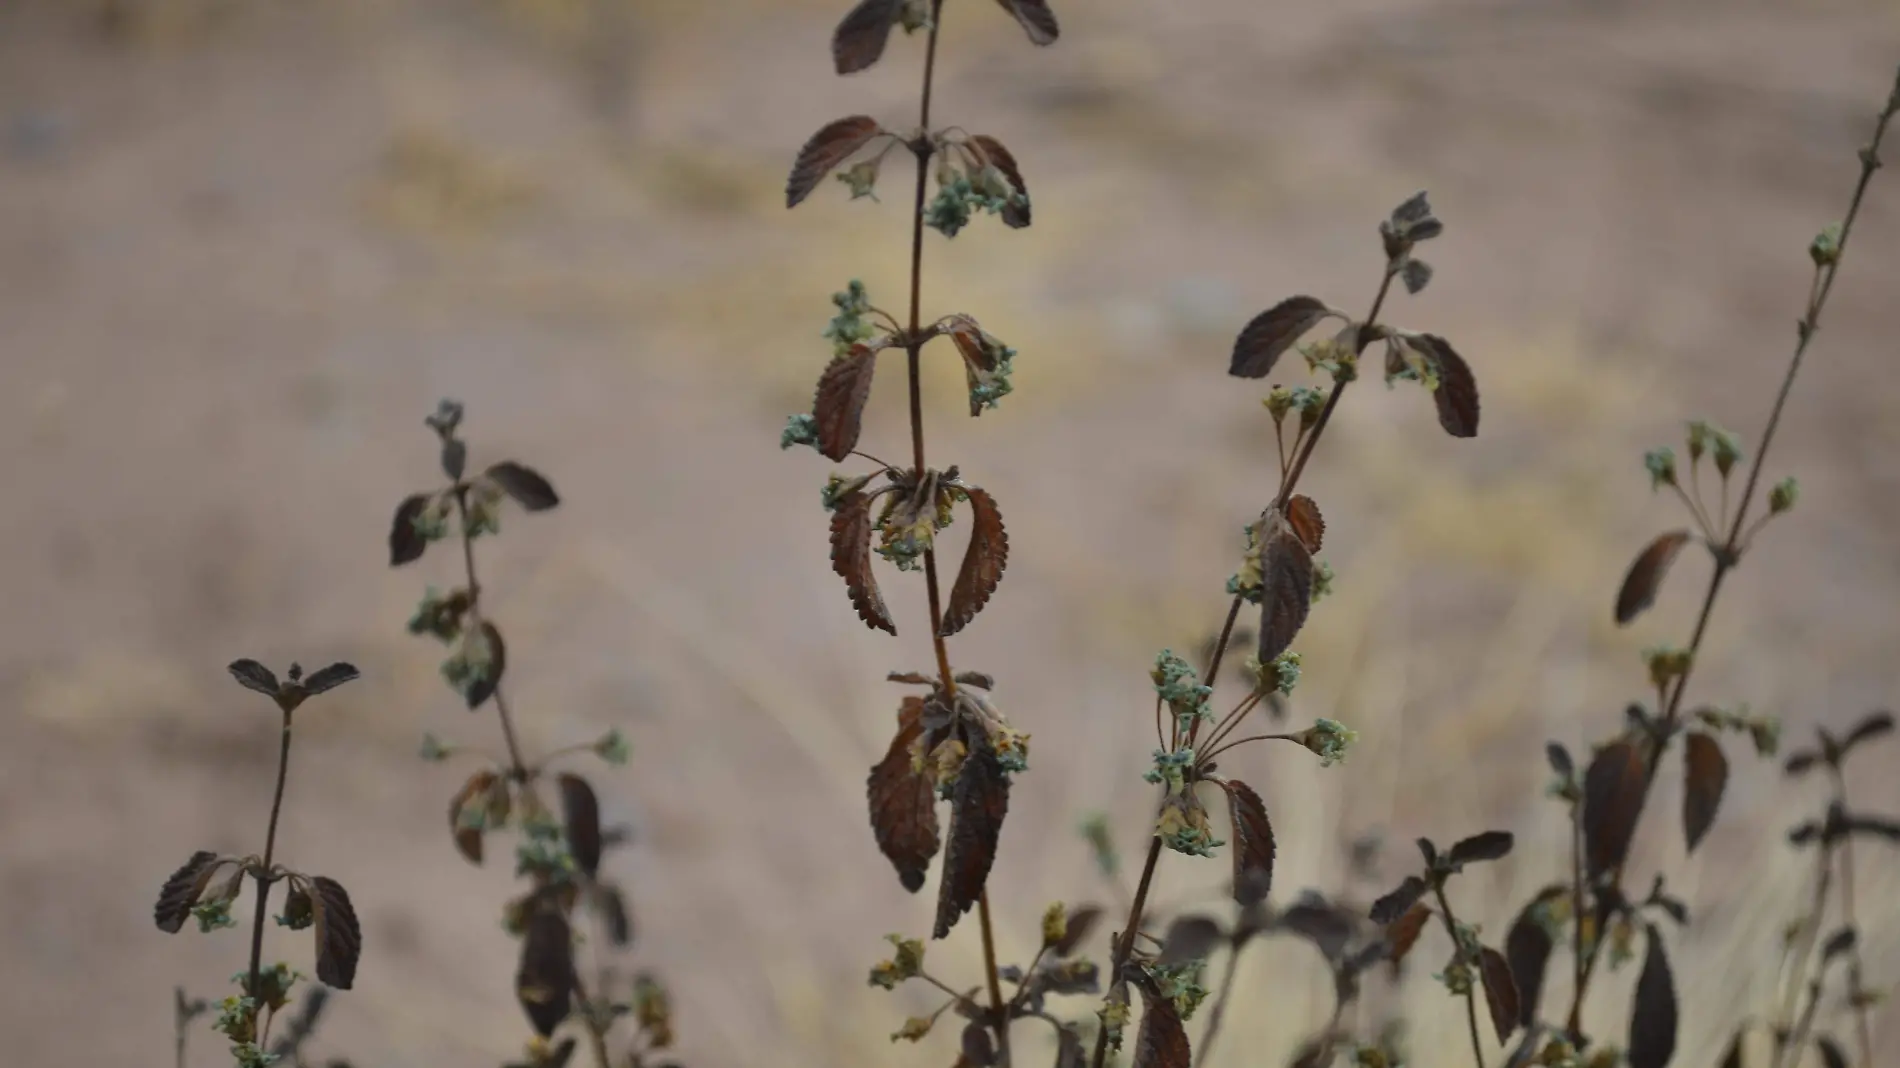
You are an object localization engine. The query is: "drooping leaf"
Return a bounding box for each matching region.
[812,343,880,462]
[1583,740,1649,879]
[485,462,560,511]
[154,851,226,933]
[962,1021,999,1066]
[1385,902,1433,964]
[1054,905,1101,957]
[1615,531,1694,626]
[1842,710,1896,755]
[940,487,1008,636]
[300,662,360,697]
[969,135,1030,229]
[1627,925,1678,1068]
[1156,915,1225,967]
[1229,296,1332,379]
[1131,981,1191,1068]
[1411,334,1479,438]
[309,876,362,990]
[831,1,900,75]
[1370,876,1429,925]
[465,621,506,710]
[558,773,603,878]
[449,770,499,865]
[1821,926,1858,962]
[867,698,940,892]
[228,660,280,699]
[389,493,431,566]
[994,0,1059,46]
[1276,898,1354,963]
[1220,779,1276,907]
[830,490,897,634]
[595,884,633,947]
[1257,529,1314,663]
[1448,830,1515,868]
[1285,495,1324,554]
[1504,905,1555,1028]
[1545,742,1574,780]
[1682,731,1729,853]
[789,117,884,207]
[1816,1036,1849,1068]
[933,742,1010,939]
[1479,945,1521,1044]
[516,905,576,1037]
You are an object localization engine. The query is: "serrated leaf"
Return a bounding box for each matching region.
[558,773,602,878]
[1448,830,1515,868]
[1131,982,1191,1068]
[831,1,899,75]
[940,487,1008,637]
[1504,908,1553,1028]
[995,0,1059,45]
[1401,258,1433,295]
[1616,531,1694,626]
[933,742,1010,939]
[1229,297,1331,378]
[309,876,361,990]
[789,117,883,206]
[1286,495,1324,554]
[1054,905,1101,957]
[1386,902,1433,964]
[516,904,576,1037]
[1842,710,1895,754]
[969,135,1030,228]
[1370,876,1428,925]
[154,851,226,933]
[812,343,880,462]
[830,490,896,634]
[389,493,431,566]
[867,698,941,892]
[1220,779,1276,907]
[228,660,280,698]
[1411,334,1480,438]
[1257,529,1314,663]
[466,621,506,710]
[300,662,360,697]
[1156,915,1224,967]
[1682,732,1728,853]
[1479,945,1521,1044]
[485,462,559,511]
[1583,740,1648,879]
[1628,926,1678,1068]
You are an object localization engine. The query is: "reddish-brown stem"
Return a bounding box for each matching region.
[452,484,531,780]
[245,710,295,1005]
[1432,882,1488,1068]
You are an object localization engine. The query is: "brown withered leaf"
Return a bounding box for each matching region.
[830,490,897,634]
[1286,495,1324,554]
[1229,296,1331,379]
[228,659,280,699]
[309,876,361,990]
[516,905,576,1037]
[933,742,1010,939]
[1131,982,1191,1068]
[485,461,560,511]
[940,487,1008,637]
[558,773,603,878]
[1615,531,1693,626]
[1627,926,1678,1068]
[831,1,900,75]
[595,884,633,947]
[465,621,506,710]
[1370,876,1429,925]
[1410,334,1479,438]
[389,493,431,566]
[1257,529,1314,663]
[867,698,940,892]
[1386,902,1432,964]
[1220,779,1275,907]
[1504,898,1557,1028]
[812,343,880,462]
[1583,740,1648,878]
[154,850,226,933]
[1447,830,1515,868]
[1156,915,1225,967]
[1478,946,1520,1044]
[969,135,1030,228]
[1054,905,1101,957]
[788,116,884,206]
[962,1021,998,1066]
[995,0,1059,45]
[449,770,499,864]
[299,662,359,697]
[1682,731,1728,854]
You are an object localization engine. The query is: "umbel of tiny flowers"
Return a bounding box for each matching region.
[154,658,363,1068]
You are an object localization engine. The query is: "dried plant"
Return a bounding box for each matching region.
[389,399,677,1068]
[154,658,363,1067]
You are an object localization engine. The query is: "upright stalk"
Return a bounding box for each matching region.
[1432,884,1487,1068]
[246,711,295,998]
[453,486,531,780]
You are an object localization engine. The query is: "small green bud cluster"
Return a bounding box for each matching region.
[594,727,631,766]
[1686,419,1744,478]
[1644,447,1677,491]
[968,340,1018,411]
[1641,645,1694,691]
[780,414,819,451]
[1695,704,1781,758]
[1243,650,1303,697]
[868,933,926,990]
[1264,385,1328,429]
[440,626,500,704]
[1151,649,1213,732]
[1143,747,1196,792]
[824,280,877,356]
[514,809,577,883]
[925,162,1026,239]
[1300,718,1358,767]
[1769,475,1799,515]
[1146,957,1211,1020]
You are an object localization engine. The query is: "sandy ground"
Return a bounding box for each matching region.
[4,0,1900,1065]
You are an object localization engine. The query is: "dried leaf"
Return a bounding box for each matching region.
[830,490,896,634]
[1682,732,1729,853]
[962,1021,998,1066]
[1843,710,1896,754]
[1386,902,1433,964]
[485,462,559,511]
[1616,531,1694,626]
[389,493,431,566]
[940,487,1008,636]
[1370,876,1428,925]
[1257,529,1314,663]
[1229,296,1331,379]
[1844,815,1900,841]
[1479,945,1521,1044]
[1583,740,1648,879]
[1276,899,1354,962]
[933,742,1010,939]
[309,876,362,990]
[831,1,899,76]
[466,621,506,710]
[227,659,280,699]
[516,905,576,1037]
[1157,915,1225,967]
[969,135,1030,229]
[449,770,498,865]
[595,884,633,947]
[1816,1036,1849,1068]
[789,116,884,206]
[867,699,941,892]
[1220,779,1276,907]
[1504,908,1554,1029]
[1627,926,1678,1068]
[812,343,880,462]
[1054,905,1101,957]
[558,773,603,878]
[1821,926,1857,962]
[994,0,1059,46]
[1545,742,1574,780]
[154,851,226,933]
[1131,982,1191,1068]
[300,662,360,697]
[1448,830,1515,868]
[1284,495,1325,555]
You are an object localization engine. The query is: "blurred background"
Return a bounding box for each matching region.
[4,0,1900,1064]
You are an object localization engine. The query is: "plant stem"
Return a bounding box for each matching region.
[1567,71,1898,1039]
[1089,836,1165,1068]
[247,710,295,1001]
[452,484,531,780]
[1432,883,1488,1068]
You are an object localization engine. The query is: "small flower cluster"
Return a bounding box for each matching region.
[1641,644,1695,691]
[1694,704,1782,757]
[824,279,877,355]
[1152,649,1213,731]
[1300,718,1359,767]
[868,933,927,990]
[925,164,1026,239]
[1146,957,1211,1019]
[1264,385,1329,430]
[1244,650,1304,697]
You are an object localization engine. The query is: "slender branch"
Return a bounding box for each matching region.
[246,710,296,1000]
[1088,837,1165,1068]
[1432,883,1487,1068]
[452,484,530,779]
